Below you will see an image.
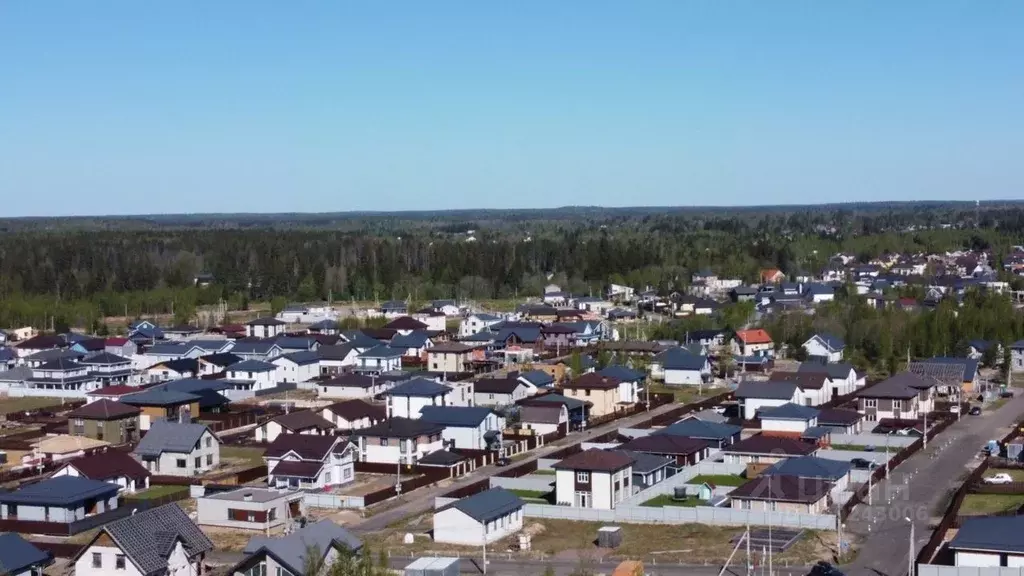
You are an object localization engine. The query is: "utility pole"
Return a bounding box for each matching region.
[482,522,488,574]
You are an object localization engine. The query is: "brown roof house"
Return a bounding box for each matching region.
[563,372,635,417]
[320,399,386,431]
[255,410,337,443]
[264,434,355,490]
[729,474,833,514]
[553,449,634,509]
[721,434,818,465]
[50,450,151,494]
[855,372,929,422]
[66,399,142,445]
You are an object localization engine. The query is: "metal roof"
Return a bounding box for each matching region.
[418,406,495,427]
[134,420,215,457]
[357,345,403,359]
[659,347,707,371]
[949,516,1024,555]
[734,381,798,400]
[99,503,213,576]
[386,377,451,397]
[758,403,820,421]
[120,388,201,406]
[0,533,51,574]
[763,456,852,481]
[0,475,119,506]
[227,359,278,373]
[439,487,524,524]
[243,519,361,575]
[655,418,741,441]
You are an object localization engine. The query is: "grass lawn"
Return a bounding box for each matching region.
[959,494,1024,515]
[988,468,1024,482]
[129,485,189,500]
[827,444,877,452]
[508,489,551,499]
[689,474,747,487]
[640,494,704,507]
[0,396,66,415]
[533,469,556,475]
[647,383,711,404]
[221,445,267,464]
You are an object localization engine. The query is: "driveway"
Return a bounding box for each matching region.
[350,401,685,534]
[845,393,1024,576]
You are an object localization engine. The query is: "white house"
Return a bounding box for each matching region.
[352,418,445,464]
[553,449,634,509]
[263,434,355,490]
[321,399,386,430]
[459,313,503,338]
[224,359,279,392]
[758,403,820,434]
[255,410,336,443]
[418,406,504,451]
[656,348,710,386]
[519,404,569,435]
[767,371,835,407]
[734,381,800,420]
[433,488,525,545]
[50,450,151,494]
[732,329,775,358]
[354,346,403,375]
[606,283,635,301]
[473,376,530,407]
[272,351,320,384]
[385,378,453,419]
[802,334,845,363]
[317,373,394,399]
[73,503,212,576]
[797,362,864,398]
[246,318,287,338]
[317,343,359,375]
[133,420,221,477]
[948,516,1024,568]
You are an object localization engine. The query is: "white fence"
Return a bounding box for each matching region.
[524,503,836,530]
[434,497,458,508]
[919,566,1024,576]
[817,448,891,464]
[302,492,365,509]
[622,460,746,505]
[536,458,559,470]
[490,476,556,492]
[831,433,917,448]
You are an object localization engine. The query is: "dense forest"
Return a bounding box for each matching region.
[3,202,1024,333]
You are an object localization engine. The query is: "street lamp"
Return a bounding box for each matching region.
[905,516,915,576]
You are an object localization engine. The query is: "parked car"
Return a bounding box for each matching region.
[950,404,961,414]
[495,457,511,467]
[808,560,845,576]
[969,406,983,415]
[1000,390,1015,399]
[850,458,879,470]
[984,473,1014,485]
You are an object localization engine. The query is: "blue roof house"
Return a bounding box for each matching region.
[355,345,403,375]
[0,476,122,533]
[418,406,505,451]
[802,333,846,363]
[763,455,853,493]
[0,533,53,575]
[384,378,452,419]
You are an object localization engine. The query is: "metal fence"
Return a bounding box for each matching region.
[303,492,366,509]
[830,433,918,448]
[523,503,837,529]
[621,460,746,505]
[489,475,556,492]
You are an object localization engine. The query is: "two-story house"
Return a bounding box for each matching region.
[352,418,445,464]
[473,376,531,407]
[79,352,133,386]
[731,329,775,358]
[856,372,928,421]
[133,419,221,477]
[553,449,634,509]
[427,342,476,373]
[459,313,503,338]
[321,399,387,430]
[66,399,141,444]
[354,346,403,375]
[316,343,359,375]
[246,318,287,339]
[563,372,635,417]
[255,410,336,443]
[23,358,100,398]
[119,388,200,430]
[318,372,393,399]
[264,434,355,489]
[272,351,321,384]
[385,378,453,418]
[224,359,279,392]
[418,406,504,451]
[734,381,800,420]
[767,371,833,406]
[73,503,213,576]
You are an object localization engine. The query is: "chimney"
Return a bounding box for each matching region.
[243,493,253,502]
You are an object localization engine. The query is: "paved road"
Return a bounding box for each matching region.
[387,555,813,576]
[845,394,1024,576]
[350,401,684,534]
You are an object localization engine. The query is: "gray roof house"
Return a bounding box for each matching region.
[0,533,52,575]
[73,503,213,576]
[133,419,220,477]
[0,475,122,533]
[233,519,362,576]
[763,455,852,483]
[948,516,1024,566]
[433,487,526,546]
[655,418,742,448]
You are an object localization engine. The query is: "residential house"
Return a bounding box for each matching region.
[624,451,674,490]
[418,405,504,451]
[427,342,477,373]
[307,319,341,335]
[1011,340,1024,373]
[598,365,645,400]
[20,358,101,398]
[518,393,590,429]
[606,283,635,301]
[379,300,408,318]
[198,352,243,376]
[232,520,362,576]
[430,299,462,316]
[66,399,141,444]
[518,403,569,435]
[354,346,403,375]
[119,388,200,430]
[760,269,786,283]
[255,410,336,443]
[654,418,742,448]
[856,372,928,421]
[272,350,321,384]
[317,372,393,399]
[352,418,445,464]
[802,334,845,363]
[79,352,133,386]
[264,434,355,489]
[734,381,800,420]
[162,325,203,341]
[385,377,453,418]
[729,475,832,514]
[767,371,833,406]
[433,488,525,546]
[562,373,631,417]
[14,333,67,358]
[947,516,1024,568]
[619,434,710,469]
[384,316,429,335]
[246,318,287,339]
[459,313,503,338]
[143,358,200,383]
[654,347,710,386]
[321,399,387,430]
[133,419,221,476]
[390,331,434,357]
[317,343,359,375]
[758,403,820,436]
[50,450,151,494]
[797,362,865,398]
[0,475,120,527]
[721,434,819,464]
[732,329,775,358]
[72,503,212,576]
[0,533,52,576]
[197,487,305,532]
[518,369,555,391]
[230,341,284,362]
[908,357,979,395]
[224,359,279,392]
[763,456,852,494]
[816,408,864,434]
[474,376,531,407]
[553,449,634,509]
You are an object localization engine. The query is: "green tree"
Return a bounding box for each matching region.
[569,350,583,377]
[596,348,611,370]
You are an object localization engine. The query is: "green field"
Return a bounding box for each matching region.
[640,494,704,507]
[689,474,747,487]
[129,485,189,500]
[960,493,1024,515]
[0,397,66,415]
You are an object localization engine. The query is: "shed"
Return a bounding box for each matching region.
[404,557,461,576]
[597,525,623,548]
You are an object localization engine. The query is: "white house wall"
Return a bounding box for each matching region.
[433,506,524,546]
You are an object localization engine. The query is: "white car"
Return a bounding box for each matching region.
[950,405,961,414]
[984,473,1014,485]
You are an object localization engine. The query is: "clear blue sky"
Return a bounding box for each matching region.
[2,2,1022,216]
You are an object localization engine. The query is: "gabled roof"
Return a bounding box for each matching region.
[66,399,141,420]
[767,371,829,390]
[340,331,385,349]
[620,434,710,456]
[909,357,978,383]
[269,410,335,432]
[145,342,187,356]
[598,365,645,382]
[620,450,673,474]
[807,333,845,352]
[79,352,132,366]
[35,358,87,371]
[816,408,863,426]
[429,342,475,354]
[121,388,201,407]
[58,450,150,482]
[419,449,470,466]
[318,343,357,361]
[735,329,773,345]
[227,359,278,373]
[656,418,742,441]
[247,317,286,326]
[570,372,621,390]
[277,350,320,366]
[357,345,403,359]
[659,347,707,371]
[200,352,243,368]
[763,456,851,481]
[242,520,361,575]
[473,377,525,394]
[439,487,524,523]
[384,316,429,331]
[351,417,445,439]
[0,475,119,505]
[324,399,386,423]
[949,516,1024,555]
[275,336,318,351]
[758,403,820,421]
[390,331,433,349]
[418,406,495,427]
[0,533,51,574]
[94,503,213,576]
[17,334,68,350]
[264,434,341,461]
[134,420,216,457]
[797,361,856,381]
[553,448,635,472]
[519,392,589,411]
[518,370,555,387]
[857,373,927,399]
[151,358,199,375]
[322,373,376,389]
[723,434,818,457]
[734,381,798,400]
[385,377,450,397]
[520,404,564,424]
[730,474,832,503]
[230,341,282,356]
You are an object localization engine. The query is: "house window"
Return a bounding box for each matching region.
[246,562,267,576]
[92,553,102,569]
[576,471,589,483]
[176,459,186,468]
[893,400,902,410]
[195,456,202,468]
[489,394,495,400]
[325,472,332,484]
[863,399,877,408]
[740,500,750,510]
[248,513,256,522]
[381,438,388,447]
[343,468,352,480]
[206,454,213,465]
[268,508,276,521]
[116,554,126,569]
[205,437,212,448]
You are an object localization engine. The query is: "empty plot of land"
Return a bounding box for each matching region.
[732,528,805,553]
[0,397,65,415]
[328,473,412,497]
